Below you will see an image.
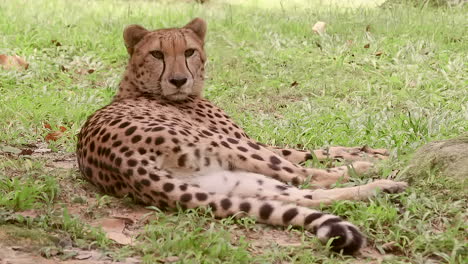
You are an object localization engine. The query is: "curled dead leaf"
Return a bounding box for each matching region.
[45,131,64,142]
[364,43,370,48]
[51,39,62,46]
[375,51,383,57]
[0,54,29,70]
[93,218,133,245]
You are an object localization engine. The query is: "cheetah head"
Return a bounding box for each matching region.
[120,18,207,101]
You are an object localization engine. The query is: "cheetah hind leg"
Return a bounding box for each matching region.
[188,170,408,207]
[134,169,366,254]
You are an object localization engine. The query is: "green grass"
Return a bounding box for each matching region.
[0,0,467,263]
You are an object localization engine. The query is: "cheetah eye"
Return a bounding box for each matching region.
[184,49,195,58]
[150,50,164,60]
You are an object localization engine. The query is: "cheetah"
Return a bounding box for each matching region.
[76,18,407,254]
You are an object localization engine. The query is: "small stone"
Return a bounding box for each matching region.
[312,21,326,35]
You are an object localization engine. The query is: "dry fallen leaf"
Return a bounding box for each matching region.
[16,210,39,218]
[93,218,133,245]
[364,43,370,48]
[19,149,34,155]
[290,81,299,87]
[0,54,29,70]
[312,21,326,35]
[45,131,64,142]
[160,256,180,263]
[375,51,383,57]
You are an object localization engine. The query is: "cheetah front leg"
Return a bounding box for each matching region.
[267,145,389,164]
[208,137,374,188]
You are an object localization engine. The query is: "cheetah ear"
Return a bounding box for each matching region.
[123,24,149,55]
[184,18,206,42]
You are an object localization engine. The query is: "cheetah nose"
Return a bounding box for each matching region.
[169,77,188,88]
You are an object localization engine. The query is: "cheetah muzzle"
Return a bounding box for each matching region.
[77,18,408,254]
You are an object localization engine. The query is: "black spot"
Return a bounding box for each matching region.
[119,122,131,128]
[124,150,134,157]
[85,167,93,178]
[237,154,247,161]
[259,203,273,220]
[202,130,213,136]
[304,212,323,226]
[305,153,313,160]
[112,141,122,148]
[179,184,188,191]
[180,193,192,203]
[155,136,165,145]
[237,146,248,152]
[131,135,142,143]
[120,146,129,153]
[268,164,280,171]
[159,200,169,209]
[115,157,122,166]
[227,138,239,144]
[234,132,241,139]
[239,202,251,213]
[251,154,263,161]
[137,167,147,175]
[125,126,137,136]
[149,173,160,181]
[220,141,231,149]
[195,192,208,201]
[152,126,165,132]
[282,149,292,156]
[178,154,187,167]
[138,148,147,154]
[220,198,232,210]
[89,141,95,152]
[208,202,217,212]
[140,179,151,186]
[283,167,294,173]
[304,194,313,200]
[145,137,152,144]
[270,156,282,165]
[172,146,181,153]
[127,159,138,167]
[282,208,299,224]
[163,183,175,192]
[291,177,300,186]
[101,133,111,143]
[247,142,260,150]
[109,119,122,126]
[276,185,288,191]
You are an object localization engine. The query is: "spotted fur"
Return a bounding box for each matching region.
[77,18,407,254]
